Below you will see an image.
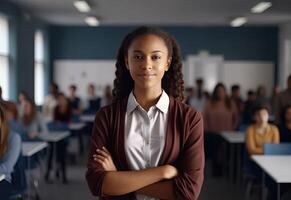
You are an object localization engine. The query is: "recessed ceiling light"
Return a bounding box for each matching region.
[251,2,272,13]
[74,0,91,13]
[85,16,99,26]
[230,17,247,27]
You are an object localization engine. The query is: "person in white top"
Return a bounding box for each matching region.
[42,83,58,122]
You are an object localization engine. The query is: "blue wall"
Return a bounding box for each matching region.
[50,25,279,83]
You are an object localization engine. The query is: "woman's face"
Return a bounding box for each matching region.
[285,108,291,123]
[125,34,171,91]
[23,101,32,114]
[255,109,269,124]
[58,96,67,107]
[217,86,226,100]
[18,94,26,103]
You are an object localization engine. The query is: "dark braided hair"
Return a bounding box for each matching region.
[112,26,184,102]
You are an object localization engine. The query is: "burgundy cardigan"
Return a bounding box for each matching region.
[86,96,204,200]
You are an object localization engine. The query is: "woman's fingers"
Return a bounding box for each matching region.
[96,149,110,157]
[102,146,110,154]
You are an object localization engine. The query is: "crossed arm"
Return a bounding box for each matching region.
[93,147,177,199]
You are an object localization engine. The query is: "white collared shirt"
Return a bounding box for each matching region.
[124,90,169,200]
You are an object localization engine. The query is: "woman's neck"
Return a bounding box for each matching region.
[133,87,163,111]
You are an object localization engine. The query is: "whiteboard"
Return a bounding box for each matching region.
[54,60,116,98]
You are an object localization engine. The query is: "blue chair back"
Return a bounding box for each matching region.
[263,143,291,155]
[47,121,69,132]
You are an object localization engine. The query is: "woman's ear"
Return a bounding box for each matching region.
[166,57,172,71]
[125,57,129,70]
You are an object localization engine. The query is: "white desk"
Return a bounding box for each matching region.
[0,174,5,182]
[69,123,86,131]
[22,142,48,157]
[252,155,291,200]
[220,131,245,144]
[22,141,48,199]
[220,131,245,183]
[80,114,95,123]
[39,131,70,142]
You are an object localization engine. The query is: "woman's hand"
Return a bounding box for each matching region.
[162,165,178,179]
[93,147,117,171]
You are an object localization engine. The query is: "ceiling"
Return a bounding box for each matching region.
[8,0,291,26]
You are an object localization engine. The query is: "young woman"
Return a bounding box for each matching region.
[246,106,279,155]
[0,104,22,200]
[20,98,48,140]
[86,27,204,200]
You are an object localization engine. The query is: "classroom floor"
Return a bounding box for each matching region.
[36,154,246,200]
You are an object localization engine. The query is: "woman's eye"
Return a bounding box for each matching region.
[133,55,143,60]
[152,55,161,60]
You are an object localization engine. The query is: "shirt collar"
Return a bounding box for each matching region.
[126,90,170,114]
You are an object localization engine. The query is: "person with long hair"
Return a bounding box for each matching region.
[0,104,22,200]
[86,26,204,200]
[203,83,238,176]
[19,98,48,140]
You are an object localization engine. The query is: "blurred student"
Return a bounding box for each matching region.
[246,106,279,155]
[68,84,81,115]
[279,105,291,142]
[43,83,59,123]
[0,104,21,200]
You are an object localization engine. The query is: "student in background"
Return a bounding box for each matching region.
[83,83,101,114]
[19,98,48,141]
[255,85,270,110]
[45,93,71,184]
[246,106,279,155]
[230,84,244,116]
[279,105,291,142]
[275,74,291,123]
[100,85,113,107]
[242,90,257,126]
[0,104,22,200]
[43,83,59,123]
[203,83,238,133]
[68,84,81,115]
[86,26,204,200]
[17,91,29,119]
[203,83,238,176]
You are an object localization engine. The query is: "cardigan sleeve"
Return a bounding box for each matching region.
[86,109,110,197]
[173,111,205,200]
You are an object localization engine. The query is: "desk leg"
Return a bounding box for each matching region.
[236,144,241,185]
[27,156,31,200]
[277,184,280,200]
[230,144,235,182]
[262,172,266,200]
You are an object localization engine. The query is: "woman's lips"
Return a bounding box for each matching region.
[138,74,156,79]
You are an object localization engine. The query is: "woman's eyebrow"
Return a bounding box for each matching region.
[133,50,164,53]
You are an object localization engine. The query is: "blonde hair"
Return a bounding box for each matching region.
[0,104,10,158]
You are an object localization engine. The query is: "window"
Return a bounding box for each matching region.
[0,15,9,100]
[34,30,45,105]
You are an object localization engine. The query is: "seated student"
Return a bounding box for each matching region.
[68,84,81,116]
[0,104,22,200]
[45,93,70,184]
[83,83,101,114]
[246,106,280,155]
[19,98,48,141]
[279,105,291,142]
